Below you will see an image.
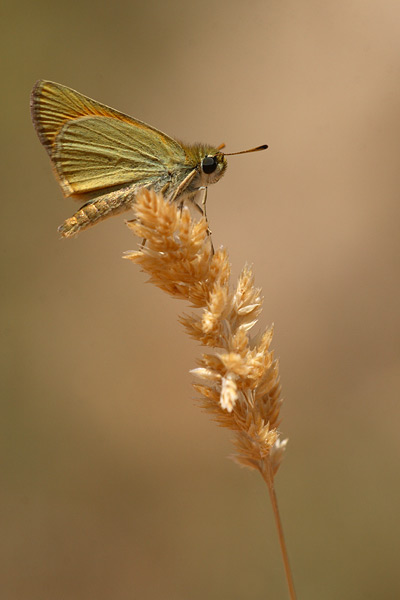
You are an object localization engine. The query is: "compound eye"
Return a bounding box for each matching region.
[202,155,218,174]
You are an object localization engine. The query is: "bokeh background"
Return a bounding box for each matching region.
[2,0,400,598]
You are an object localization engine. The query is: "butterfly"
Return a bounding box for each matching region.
[31,80,267,237]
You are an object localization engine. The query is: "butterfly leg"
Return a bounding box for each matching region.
[191,187,214,254]
[168,169,197,204]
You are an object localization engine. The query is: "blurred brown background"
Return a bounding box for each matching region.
[1,0,400,598]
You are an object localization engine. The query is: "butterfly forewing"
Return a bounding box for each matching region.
[31,80,187,197]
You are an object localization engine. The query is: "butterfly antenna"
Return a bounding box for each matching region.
[224,144,268,156]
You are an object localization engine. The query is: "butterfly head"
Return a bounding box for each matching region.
[200,151,228,185]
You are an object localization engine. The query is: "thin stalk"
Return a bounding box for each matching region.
[261,460,297,600]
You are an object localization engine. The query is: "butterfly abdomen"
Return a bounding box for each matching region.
[58,188,135,237]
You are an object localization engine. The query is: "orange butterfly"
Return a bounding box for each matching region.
[31,81,267,237]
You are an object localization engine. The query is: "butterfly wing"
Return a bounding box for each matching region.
[31,80,187,197]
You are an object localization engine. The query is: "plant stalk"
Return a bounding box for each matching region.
[261,460,297,600]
